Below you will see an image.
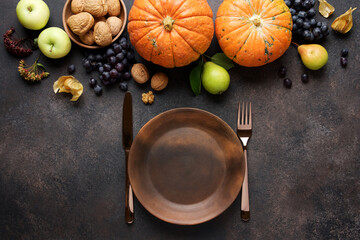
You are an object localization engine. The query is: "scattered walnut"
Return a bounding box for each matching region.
[67,12,94,36]
[142,91,155,104]
[151,72,168,91]
[131,63,150,84]
[79,29,95,45]
[71,0,85,13]
[94,21,112,47]
[107,0,121,16]
[106,16,122,36]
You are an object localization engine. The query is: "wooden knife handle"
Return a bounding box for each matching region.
[125,149,134,224]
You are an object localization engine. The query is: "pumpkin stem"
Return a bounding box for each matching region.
[163,16,174,31]
[250,15,262,27]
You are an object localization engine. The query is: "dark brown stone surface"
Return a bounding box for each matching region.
[1,0,359,239]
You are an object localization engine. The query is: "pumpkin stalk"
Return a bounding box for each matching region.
[249,15,262,27]
[163,16,174,31]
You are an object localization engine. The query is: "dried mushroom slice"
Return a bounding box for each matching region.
[53,76,83,101]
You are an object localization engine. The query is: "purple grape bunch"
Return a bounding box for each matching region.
[285,0,330,42]
[82,35,136,95]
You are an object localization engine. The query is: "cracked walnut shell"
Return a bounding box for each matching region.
[67,12,94,36]
[94,21,113,46]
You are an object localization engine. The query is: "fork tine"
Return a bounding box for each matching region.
[241,102,245,125]
[249,102,252,126]
[245,102,248,125]
[237,102,241,127]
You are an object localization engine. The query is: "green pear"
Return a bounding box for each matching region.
[297,44,328,70]
[201,62,230,95]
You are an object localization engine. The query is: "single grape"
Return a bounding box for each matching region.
[119,37,127,43]
[312,27,322,38]
[122,58,129,69]
[278,66,287,78]
[103,63,111,72]
[302,0,311,10]
[83,59,91,68]
[341,48,349,57]
[296,18,304,28]
[320,24,328,33]
[116,52,125,62]
[102,71,111,81]
[115,62,124,72]
[67,64,76,74]
[110,69,118,78]
[310,18,317,27]
[120,41,129,49]
[292,15,298,22]
[98,66,104,73]
[106,48,115,57]
[340,57,348,68]
[113,43,122,54]
[309,0,316,7]
[95,54,104,62]
[307,8,316,18]
[303,21,311,30]
[285,0,291,7]
[119,82,128,91]
[94,85,103,96]
[283,78,292,88]
[126,51,135,61]
[123,71,131,80]
[290,8,296,15]
[298,11,307,19]
[302,30,312,40]
[87,54,95,62]
[301,73,309,83]
[89,78,97,88]
[109,56,117,66]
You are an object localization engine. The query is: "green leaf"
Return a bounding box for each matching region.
[211,53,234,70]
[189,59,203,96]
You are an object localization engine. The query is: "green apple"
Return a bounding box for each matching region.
[201,62,230,95]
[38,27,71,59]
[297,44,328,70]
[16,0,50,30]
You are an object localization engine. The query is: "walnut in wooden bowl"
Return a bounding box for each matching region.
[62,0,127,49]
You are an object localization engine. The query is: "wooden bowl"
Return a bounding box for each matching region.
[62,0,127,49]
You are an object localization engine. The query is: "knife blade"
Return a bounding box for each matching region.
[123,91,134,224]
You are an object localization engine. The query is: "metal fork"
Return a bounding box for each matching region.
[237,102,252,222]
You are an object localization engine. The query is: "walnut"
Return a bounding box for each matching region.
[106,16,122,36]
[151,72,168,91]
[71,0,85,13]
[107,0,121,16]
[142,91,154,105]
[93,21,113,46]
[79,29,95,45]
[67,12,94,36]
[83,0,107,17]
[131,63,150,84]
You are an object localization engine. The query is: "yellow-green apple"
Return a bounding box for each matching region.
[38,27,71,59]
[16,0,50,30]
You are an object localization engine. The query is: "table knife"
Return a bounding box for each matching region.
[123,92,134,224]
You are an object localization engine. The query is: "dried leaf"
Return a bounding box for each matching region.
[319,0,335,18]
[331,7,357,34]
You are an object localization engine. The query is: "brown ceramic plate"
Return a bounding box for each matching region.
[128,108,245,225]
[62,0,127,49]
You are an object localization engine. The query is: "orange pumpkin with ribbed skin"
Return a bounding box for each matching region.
[215,0,293,67]
[128,0,214,68]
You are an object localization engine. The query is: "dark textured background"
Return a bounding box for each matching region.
[1,0,359,239]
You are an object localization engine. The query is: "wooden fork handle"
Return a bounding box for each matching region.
[241,149,250,221]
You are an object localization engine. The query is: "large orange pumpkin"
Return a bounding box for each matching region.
[215,0,293,67]
[128,0,214,68]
